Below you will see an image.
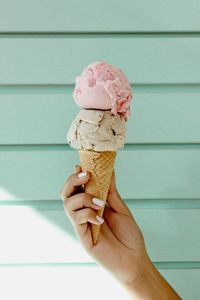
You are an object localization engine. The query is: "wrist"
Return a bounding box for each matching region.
[124,253,152,290]
[123,255,181,300]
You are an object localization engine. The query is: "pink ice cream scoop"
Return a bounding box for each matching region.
[73,61,133,120]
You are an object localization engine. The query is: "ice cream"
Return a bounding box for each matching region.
[67,61,133,244]
[73,61,132,120]
[67,109,126,151]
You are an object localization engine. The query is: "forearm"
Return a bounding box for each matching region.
[123,255,181,300]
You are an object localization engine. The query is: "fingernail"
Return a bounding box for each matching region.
[77,172,87,178]
[92,198,105,207]
[96,215,104,224]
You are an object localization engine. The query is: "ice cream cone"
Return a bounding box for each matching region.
[79,150,116,244]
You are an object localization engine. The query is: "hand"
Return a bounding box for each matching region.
[61,165,181,299]
[60,165,148,285]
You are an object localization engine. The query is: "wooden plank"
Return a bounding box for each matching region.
[1,36,200,84]
[1,265,198,300]
[161,269,200,300]
[0,0,200,32]
[0,205,199,263]
[1,148,200,201]
[1,88,200,144]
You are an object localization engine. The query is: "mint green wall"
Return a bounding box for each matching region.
[0,1,200,299]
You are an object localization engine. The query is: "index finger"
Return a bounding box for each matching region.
[60,165,90,201]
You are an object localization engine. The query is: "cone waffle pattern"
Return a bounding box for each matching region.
[79,150,116,244]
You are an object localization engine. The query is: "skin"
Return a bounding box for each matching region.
[60,165,182,299]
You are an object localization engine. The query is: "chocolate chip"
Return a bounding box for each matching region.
[112,129,116,136]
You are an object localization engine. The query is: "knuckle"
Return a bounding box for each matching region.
[80,192,89,204]
[63,196,73,210]
[64,203,75,219]
[61,192,67,202]
[64,196,73,210]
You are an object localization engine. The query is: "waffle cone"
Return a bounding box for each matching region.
[79,150,116,244]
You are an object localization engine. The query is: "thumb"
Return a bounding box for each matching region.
[106,170,132,216]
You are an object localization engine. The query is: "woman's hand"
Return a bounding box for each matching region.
[61,165,181,299]
[60,165,148,285]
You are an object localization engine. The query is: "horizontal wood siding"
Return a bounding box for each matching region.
[1,36,200,84]
[0,0,200,32]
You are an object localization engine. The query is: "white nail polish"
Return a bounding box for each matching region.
[96,215,104,224]
[92,197,105,207]
[77,172,87,178]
